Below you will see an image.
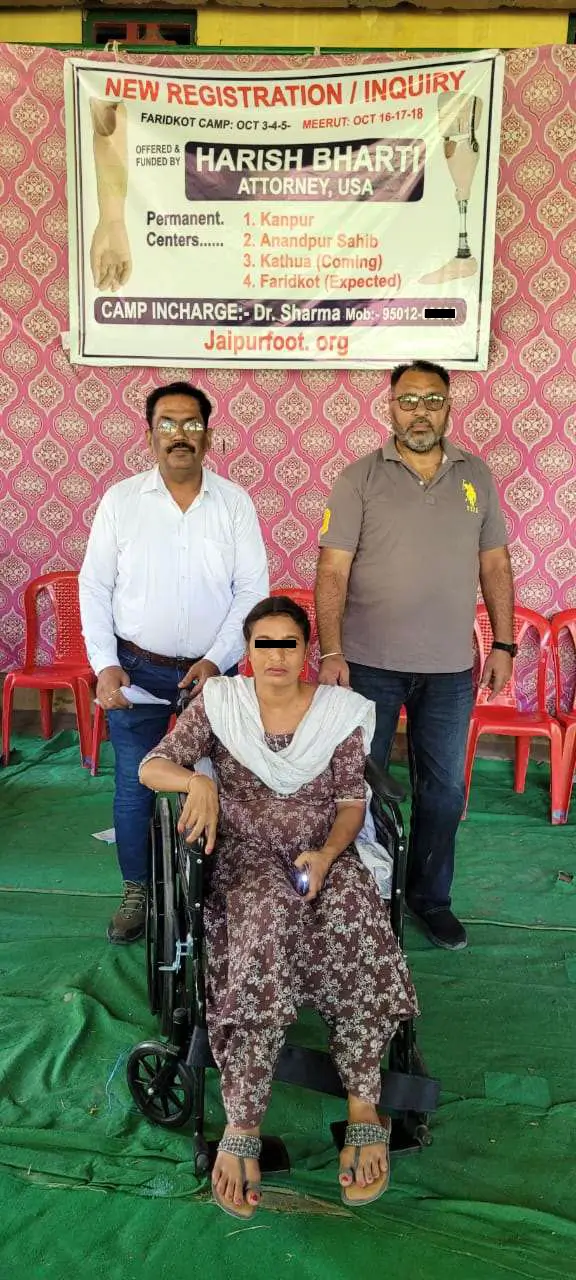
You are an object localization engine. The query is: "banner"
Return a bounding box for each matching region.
[65,52,504,369]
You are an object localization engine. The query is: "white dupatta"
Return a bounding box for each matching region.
[202,676,393,898]
[203,675,374,793]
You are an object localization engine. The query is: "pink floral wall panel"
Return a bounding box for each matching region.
[0,45,574,680]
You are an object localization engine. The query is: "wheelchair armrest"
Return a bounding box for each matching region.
[176,794,205,843]
[365,755,406,804]
[175,794,205,866]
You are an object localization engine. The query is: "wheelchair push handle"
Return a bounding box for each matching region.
[365,755,406,805]
[176,684,198,716]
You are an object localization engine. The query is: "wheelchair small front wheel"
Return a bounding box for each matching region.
[194,1138,211,1178]
[127,1041,194,1128]
[414,1122,433,1148]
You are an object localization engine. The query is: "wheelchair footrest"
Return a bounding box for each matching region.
[261,1135,291,1174]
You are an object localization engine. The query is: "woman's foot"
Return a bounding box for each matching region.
[212,1127,262,1219]
[339,1099,391,1205]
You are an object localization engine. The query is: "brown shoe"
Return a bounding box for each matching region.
[107,881,147,945]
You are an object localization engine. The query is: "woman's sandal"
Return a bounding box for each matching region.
[212,1133,262,1220]
[339,1117,392,1206]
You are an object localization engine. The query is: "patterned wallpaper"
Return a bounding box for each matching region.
[0,44,575,692]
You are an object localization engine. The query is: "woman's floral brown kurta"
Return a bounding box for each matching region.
[143,694,418,1126]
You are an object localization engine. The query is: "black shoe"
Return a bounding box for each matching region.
[408,906,468,951]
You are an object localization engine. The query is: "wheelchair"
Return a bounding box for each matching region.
[126,756,440,1178]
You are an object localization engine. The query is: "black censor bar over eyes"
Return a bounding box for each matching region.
[254,639,298,648]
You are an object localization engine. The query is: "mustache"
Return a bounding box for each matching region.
[167,441,195,453]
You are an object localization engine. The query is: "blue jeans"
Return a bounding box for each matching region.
[349,663,474,913]
[107,641,236,884]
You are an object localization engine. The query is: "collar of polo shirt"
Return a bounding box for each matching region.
[383,437,465,464]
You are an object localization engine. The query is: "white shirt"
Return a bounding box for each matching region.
[79,465,269,676]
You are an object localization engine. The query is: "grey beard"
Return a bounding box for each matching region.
[396,432,438,454]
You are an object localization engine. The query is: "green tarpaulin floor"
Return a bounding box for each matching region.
[1,731,575,1280]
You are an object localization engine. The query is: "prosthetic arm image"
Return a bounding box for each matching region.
[89,99,132,292]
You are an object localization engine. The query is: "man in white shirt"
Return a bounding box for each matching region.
[80,381,269,944]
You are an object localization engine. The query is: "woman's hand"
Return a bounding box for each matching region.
[293,849,334,902]
[177,775,219,854]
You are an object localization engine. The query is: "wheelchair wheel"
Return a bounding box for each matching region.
[145,810,161,1016]
[146,799,181,1032]
[126,1041,194,1128]
[158,798,179,1036]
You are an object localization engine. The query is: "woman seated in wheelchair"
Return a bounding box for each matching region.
[139,595,417,1219]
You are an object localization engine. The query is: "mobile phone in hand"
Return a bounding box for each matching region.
[293,866,309,896]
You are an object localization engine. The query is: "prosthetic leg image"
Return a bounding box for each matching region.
[420,92,483,285]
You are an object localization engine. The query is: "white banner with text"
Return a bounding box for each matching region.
[65,52,504,368]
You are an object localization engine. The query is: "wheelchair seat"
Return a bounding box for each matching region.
[126,756,439,1177]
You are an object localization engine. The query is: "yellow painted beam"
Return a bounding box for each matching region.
[197,9,569,49]
[0,6,568,53]
[0,8,81,43]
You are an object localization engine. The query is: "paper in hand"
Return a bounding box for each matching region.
[96,684,171,708]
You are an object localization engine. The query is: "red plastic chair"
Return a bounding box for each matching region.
[2,571,95,767]
[550,610,576,821]
[89,701,107,777]
[463,604,565,823]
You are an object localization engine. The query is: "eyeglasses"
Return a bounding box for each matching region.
[391,394,448,411]
[155,418,206,435]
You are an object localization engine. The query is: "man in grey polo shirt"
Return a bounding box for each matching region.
[315,359,515,951]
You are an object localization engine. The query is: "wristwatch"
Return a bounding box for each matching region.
[491,641,518,658]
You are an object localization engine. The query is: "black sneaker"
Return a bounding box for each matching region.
[107,881,147,945]
[409,906,468,951]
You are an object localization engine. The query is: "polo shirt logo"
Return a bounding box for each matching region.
[320,507,331,535]
[462,481,479,514]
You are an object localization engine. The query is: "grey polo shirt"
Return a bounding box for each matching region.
[319,438,508,674]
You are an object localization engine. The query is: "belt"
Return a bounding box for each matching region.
[117,638,199,669]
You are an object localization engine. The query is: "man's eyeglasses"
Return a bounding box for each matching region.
[155,418,206,435]
[391,393,447,412]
